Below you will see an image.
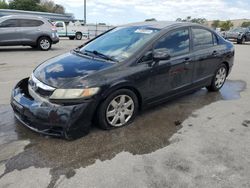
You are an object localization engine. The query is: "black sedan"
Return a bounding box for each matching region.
[11,21,234,139]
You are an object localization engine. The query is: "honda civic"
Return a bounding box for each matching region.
[11,21,234,139]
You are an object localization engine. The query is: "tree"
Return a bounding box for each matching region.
[0,0,9,9]
[220,20,233,31]
[9,0,42,11]
[7,0,65,14]
[241,21,250,27]
[40,0,65,14]
[211,20,220,29]
[176,16,207,25]
[145,18,157,22]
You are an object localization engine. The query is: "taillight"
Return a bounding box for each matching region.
[51,25,57,31]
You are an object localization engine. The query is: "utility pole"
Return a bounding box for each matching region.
[84,0,86,24]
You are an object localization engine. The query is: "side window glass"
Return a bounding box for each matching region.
[19,19,44,27]
[0,19,19,27]
[192,28,214,50]
[56,22,64,27]
[154,29,190,57]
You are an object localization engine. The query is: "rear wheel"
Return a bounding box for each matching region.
[206,64,228,92]
[38,37,52,51]
[97,89,139,130]
[75,32,82,40]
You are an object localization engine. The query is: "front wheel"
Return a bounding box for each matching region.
[97,89,139,130]
[206,64,228,92]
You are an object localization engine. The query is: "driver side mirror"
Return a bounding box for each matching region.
[153,48,171,61]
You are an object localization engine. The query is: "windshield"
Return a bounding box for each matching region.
[230,28,247,33]
[80,26,160,62]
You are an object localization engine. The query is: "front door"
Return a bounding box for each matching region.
[0,19,21,45]
[144,27,194,102]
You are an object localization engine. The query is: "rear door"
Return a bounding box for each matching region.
[0,19,21,45]
[191,27,222,86]
[19,19,45,44]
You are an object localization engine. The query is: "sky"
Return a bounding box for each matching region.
[54,0,250,24]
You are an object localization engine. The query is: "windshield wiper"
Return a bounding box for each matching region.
[85,50,117,62]
[73,48,94,57]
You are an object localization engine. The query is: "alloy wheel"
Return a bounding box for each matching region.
[106,95,134,127]
[40,39,50,50]
[215,67,226,88]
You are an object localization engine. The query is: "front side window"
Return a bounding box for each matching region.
[56,22,64,27]
[0,19,19,27]
[192,28,214,50]
[19,19,44,27]
[154,29,190,57]
[80,26,160,62]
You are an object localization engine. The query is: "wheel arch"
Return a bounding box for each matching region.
[36,35,52,44]
[221,61,230,76]
[100,83,143,110]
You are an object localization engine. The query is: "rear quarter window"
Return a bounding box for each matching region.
[192,28,214,50]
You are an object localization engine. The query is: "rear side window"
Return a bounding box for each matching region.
[19,19,44,27]
[154,29,190,57]
[192,28,214,50]
[0,19,19,27]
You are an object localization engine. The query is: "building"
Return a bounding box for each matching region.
[0,9,75,22]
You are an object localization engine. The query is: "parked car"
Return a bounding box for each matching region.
[225,27,250,44]
[11,21,234,139]
[54,21,112,40]
[0,15,59,50]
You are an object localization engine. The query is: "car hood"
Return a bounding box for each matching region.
[33,52,114,88]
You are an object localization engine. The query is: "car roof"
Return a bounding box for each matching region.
[0,15,45,20]
[120,21,199,30]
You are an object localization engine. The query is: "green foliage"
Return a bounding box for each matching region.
[211,20,220,29]
[145,18,157,22]
[176,16,207,25]
[3,0,65,14]
[9,0,41,11]
[0,0,9,9]
[220,20,233,31]
[241,21,250,27]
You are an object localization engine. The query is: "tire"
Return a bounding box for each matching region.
[237,37,246,44]
[38,37,52,51]
[75,32,82,40]
[69,36,75,40]
[97,89,139,130]
[206,64,228,92]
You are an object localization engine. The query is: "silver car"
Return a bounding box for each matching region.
[0,15,59,50]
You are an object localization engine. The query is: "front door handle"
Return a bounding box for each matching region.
[184,57,191,64]
[212,50,219,56]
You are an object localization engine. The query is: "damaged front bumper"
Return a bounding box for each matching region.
[10,78,97,139]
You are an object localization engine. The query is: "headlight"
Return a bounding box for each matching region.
[50,88,100,100]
